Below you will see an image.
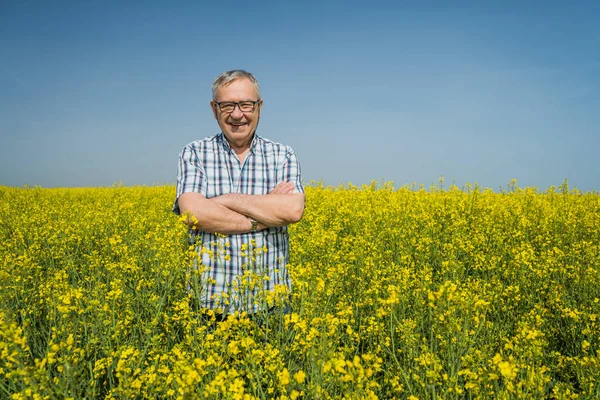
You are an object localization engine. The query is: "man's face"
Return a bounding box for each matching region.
[211,78,262,148]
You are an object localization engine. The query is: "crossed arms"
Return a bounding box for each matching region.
[177,181,305,234]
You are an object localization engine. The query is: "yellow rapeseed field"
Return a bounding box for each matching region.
[1,181,599,399]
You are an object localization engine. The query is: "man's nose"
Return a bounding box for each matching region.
[230,104,244,118]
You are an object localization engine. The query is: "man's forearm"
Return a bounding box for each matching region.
[178,192,265,234]
[212,193,305,227]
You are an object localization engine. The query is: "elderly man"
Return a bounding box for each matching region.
[173,70,305,318]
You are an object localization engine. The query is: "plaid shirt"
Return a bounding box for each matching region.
[173,133,304,314]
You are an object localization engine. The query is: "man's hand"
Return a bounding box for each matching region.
[270,181,295,194]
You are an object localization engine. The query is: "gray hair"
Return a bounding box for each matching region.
[212,70,261,100]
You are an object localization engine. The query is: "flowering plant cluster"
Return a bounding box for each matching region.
[0,181,598,399]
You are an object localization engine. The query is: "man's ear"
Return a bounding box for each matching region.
[210,101,218,119]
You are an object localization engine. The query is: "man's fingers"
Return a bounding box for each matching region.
[271,181,295,194]
[273,182,287,190]
[281,182,294,193]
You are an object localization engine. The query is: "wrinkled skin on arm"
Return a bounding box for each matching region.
[178,182,304,234]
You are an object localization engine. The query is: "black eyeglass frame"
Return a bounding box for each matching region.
[213,100,261,113]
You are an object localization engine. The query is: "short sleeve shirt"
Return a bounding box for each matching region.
[173,133,304,314]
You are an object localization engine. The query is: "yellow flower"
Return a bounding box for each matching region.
[279,368,291,386]
[294,370,306,384]
[498,361,518,380]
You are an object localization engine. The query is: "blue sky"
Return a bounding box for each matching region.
[1,1,599,191]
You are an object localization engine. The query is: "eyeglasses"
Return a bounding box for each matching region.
[214,100,260,114]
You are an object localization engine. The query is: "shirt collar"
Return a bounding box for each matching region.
[218,132,260,154]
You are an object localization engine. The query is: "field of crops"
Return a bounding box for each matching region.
[1,182,599,399]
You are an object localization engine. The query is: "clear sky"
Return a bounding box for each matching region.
[1,1,599,191]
